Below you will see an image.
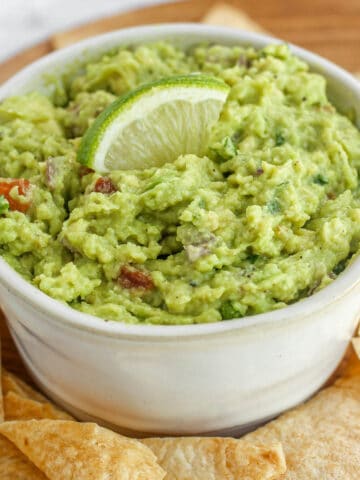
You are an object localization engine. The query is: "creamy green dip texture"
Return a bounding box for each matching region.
[1,43,360,325]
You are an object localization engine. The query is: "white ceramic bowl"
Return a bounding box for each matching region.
[1,24,360,437]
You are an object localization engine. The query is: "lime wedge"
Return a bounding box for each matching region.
[77,75,230,172]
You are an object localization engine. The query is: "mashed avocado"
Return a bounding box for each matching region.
[1,42,360,325]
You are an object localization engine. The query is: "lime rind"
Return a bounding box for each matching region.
[77,74,230,172]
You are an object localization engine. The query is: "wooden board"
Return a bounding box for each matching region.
[2,0,360,85]
[1,0,360,379]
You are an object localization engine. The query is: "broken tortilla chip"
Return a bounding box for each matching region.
[0,386,3,424]
[4,391,73,421]
[2,369,47,402]
[0,434,47,479]
[2,369,73,421]
[0,357,3,423]
[142,437,286,480]
[202,2,267,33]
[0,419,166,480]
[352,337,360,361]
[243,348,360,478]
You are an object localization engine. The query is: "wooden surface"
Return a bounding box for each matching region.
[1,0,360,379]
[2,0,360,85]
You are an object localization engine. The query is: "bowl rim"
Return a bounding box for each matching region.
[1,22,360,339]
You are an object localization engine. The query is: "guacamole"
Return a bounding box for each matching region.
[1,42,360,325]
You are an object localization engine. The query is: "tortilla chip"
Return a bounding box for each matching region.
[352,337,360,360]
[243,348,360,478]
[0,434,47,479]
[2,370,47,402]
[202,2,267,33]
[0,419,166,480]
[0,379,3,424]
[2,369,73,421]
[4,391,73,421]
[143,437,286,480]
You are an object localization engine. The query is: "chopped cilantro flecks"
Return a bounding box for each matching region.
[267,198,281,214]
[332,259,347,276]
[222,136,237,157]
[198,198,206,209]
[314,174,328,185]
[275,132,285,146]
[220,301,242,320]
[211,136,237,162]
[0,195,9,215]
[247,253,259,264]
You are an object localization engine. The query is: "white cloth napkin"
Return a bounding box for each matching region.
[0,0,173,62]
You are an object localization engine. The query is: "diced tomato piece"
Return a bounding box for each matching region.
[0,179,31,212]
[118,265,154,290]
[94,177,117,194]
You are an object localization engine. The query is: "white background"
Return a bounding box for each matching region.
[0,0,174,62]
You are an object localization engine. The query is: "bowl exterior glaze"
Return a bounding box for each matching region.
[1,24,360,435]
[2,281,360,435]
